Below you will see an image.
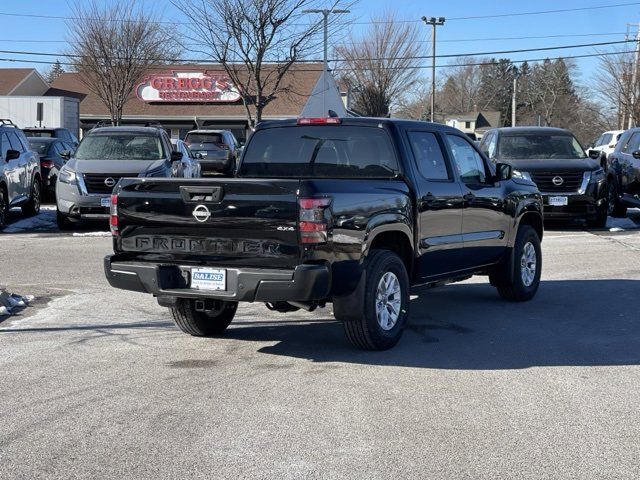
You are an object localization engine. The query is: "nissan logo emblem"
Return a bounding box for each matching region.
[192,205,211,223]
[552,176,564,186]
[104,177,116,188]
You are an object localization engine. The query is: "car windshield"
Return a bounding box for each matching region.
[75,134,164,160]
[240,125,399,178]
[24,131,54,138]
[29,141,51,155]
[498,134,586,160]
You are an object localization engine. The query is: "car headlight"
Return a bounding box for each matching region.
[58,167,78,185]
[512,170,532,182]
[590,168,605,183]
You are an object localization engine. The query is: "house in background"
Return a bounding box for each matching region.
[444,111,501,140]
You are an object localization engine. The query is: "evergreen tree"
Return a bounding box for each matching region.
[46,60,65,84]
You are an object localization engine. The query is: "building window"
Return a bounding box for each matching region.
[465,121,471,129]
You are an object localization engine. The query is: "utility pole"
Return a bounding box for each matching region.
[629,24,640,129]
[511,67,519,127]
[304,9,350,114]
[422,16,445,123]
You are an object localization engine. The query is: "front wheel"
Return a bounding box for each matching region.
[586,204,608,229]
[606,180,627,218]
[334,250,410,350]
[494,225,541,302]
[170,298,238,336]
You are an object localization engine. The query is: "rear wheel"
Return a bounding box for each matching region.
[170,298,238,337]
[334,250,409,350]
[606,180,627,218]
[492,225,541,302]
[22,180,40,216]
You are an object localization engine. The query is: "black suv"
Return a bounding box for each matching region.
[603,127,640,217]
[0,120,41,229]
[104,117,544,350]
[479,127,607,227]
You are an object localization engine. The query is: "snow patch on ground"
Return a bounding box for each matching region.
[607,216,639,232]
[72,231,110,237]
[3,206,57,233]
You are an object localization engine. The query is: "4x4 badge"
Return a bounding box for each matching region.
[192,205,211,223]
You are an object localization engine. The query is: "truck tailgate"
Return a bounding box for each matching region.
[115,178,301,269]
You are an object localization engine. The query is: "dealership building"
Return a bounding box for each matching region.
[49,63,340,142]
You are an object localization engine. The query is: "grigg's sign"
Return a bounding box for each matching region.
[136,71,241,103]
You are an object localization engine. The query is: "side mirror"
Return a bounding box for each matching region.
[633,150,640,159]
[588,149,601,160]
[5,149,20,161]
[171,151,183,162]
[495,162,512,181]
[194,152,204,159]
[60,150,72,160]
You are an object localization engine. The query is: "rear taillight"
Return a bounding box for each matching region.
[299,197,331,244]
[109,193,118,235]
[40,160,54,168]
[297,117,341,125]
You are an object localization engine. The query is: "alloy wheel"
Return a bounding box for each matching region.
[375,271,402,331]
[520,241,537,287]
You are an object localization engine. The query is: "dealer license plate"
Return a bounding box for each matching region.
[548,196,568,207]
[100,197,111,208]
[190,268,226,291]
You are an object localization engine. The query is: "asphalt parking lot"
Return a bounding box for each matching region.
[1,205,640,479]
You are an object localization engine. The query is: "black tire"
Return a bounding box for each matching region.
[586,205,608,229]
[0,188,7,229]
[170,298,238,337]
[334,250,410,350]
[606,180,627,218]
[494,225,541,302]
[56,209,76,230]
[22,179,40,216]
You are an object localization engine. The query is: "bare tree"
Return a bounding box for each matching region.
[335,10,422,117]
[594,50,638,129]
[66,0,180,125]
[437,57,486,115]
[176,0,352,128]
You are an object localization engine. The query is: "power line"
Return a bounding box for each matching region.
[0,39,633,64]
[447,2,640,21]
[0,49,635,72]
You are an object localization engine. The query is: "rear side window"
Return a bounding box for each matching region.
[240,126,399,178]
[7,132,25,153]
[407,131,449,180]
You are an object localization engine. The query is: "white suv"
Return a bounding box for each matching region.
[589,130,625,164]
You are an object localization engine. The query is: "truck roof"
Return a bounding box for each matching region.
[88,126,163,135]
[256,117,464,134]
[492,126,575,136]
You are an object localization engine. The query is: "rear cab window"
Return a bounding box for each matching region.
[239,125,399,178]
[407,131,450,180]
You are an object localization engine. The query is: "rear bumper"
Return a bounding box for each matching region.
[104,256,330,303]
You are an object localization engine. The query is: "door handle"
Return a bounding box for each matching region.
[421,192,435,202]
[463,192,475,201]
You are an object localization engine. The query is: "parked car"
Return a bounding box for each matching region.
[170,138,201,178]
[55,125,183,230]
[603,127,640,217]
[587,130,625,168]
[105,117,543,350]
[0,119,41,228]
[479,127,607,227]
[27,138,76,197]
[184,129,239,175]
[22,127,79,147]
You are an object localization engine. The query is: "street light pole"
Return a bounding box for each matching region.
[422,16,445,123]
[303,8,350,74]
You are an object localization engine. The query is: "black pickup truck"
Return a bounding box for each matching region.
[104,117,543,350]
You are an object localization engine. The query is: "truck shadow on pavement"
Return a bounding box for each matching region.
[226,279,640,369]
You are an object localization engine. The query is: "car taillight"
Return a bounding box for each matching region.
[297,117,341,125]
[299,197,331,244]
[40,160,54,168]
[109,193,118,235]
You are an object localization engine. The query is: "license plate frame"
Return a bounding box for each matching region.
[548,196,568,207]
[190,268,227,291]
[100,197,111,208]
